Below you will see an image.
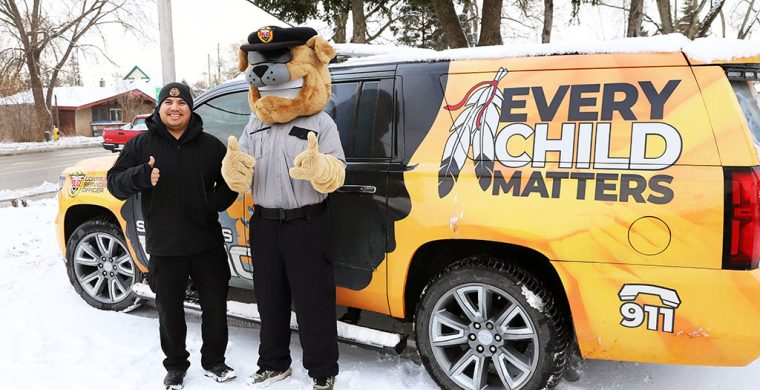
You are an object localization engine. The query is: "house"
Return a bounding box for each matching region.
[0,83,156,137]
[123,65,151,82]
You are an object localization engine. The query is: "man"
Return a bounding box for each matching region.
[106,83,238,390]
[221,25,345,390]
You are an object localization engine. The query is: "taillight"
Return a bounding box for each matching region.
[723,167,760,270]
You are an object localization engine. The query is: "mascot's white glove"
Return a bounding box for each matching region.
[221,136,256,193]
[289,132,345,194]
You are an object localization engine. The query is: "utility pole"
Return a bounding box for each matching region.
[157,0,177,84]
[217,43,221,84]
[208,54,212,87]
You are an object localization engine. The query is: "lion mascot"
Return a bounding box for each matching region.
[220,26,344,390]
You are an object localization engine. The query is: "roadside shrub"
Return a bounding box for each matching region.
[0,104,47,142]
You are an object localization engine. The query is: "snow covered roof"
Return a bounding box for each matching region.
[339,34,760,67]
[0,80,157,108]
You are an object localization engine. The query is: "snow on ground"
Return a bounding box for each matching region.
[1,198,759,389]
[0,181,58,201]
[0,136,102,156]
[0,198,436,390]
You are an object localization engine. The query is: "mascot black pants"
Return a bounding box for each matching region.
[152,246,231,372]
[250,206,340,379]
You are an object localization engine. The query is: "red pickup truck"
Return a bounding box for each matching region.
[102,114,150,152]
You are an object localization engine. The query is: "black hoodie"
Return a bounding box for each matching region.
[107,111,237,256]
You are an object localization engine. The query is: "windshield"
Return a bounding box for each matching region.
[731,80,760,148]
[133,117,147,126]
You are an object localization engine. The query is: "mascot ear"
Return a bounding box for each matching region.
[238,49,249,73]
[306,36,335,64]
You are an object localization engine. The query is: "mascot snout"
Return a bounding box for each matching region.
[237,26,336,124]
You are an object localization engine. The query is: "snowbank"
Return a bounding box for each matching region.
[0,136,102,156]
[0,181,58,202]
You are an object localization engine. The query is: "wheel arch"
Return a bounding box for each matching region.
[403,240,572,327]
[64,204,119,248]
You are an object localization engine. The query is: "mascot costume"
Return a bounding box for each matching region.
[221,26,345,390]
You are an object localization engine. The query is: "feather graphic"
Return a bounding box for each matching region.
[438,68,508,197]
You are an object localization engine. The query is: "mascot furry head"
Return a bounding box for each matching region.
[237,26,336,124]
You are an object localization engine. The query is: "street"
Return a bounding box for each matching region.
[0,147,113,191]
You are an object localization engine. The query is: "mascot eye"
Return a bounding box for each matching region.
[248,51,267,66]
[248,49,292,66]
[275,51,293,63]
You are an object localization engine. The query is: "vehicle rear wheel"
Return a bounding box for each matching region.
[65,218,142,311]
[415,257,569,390]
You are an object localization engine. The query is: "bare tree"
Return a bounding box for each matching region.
[431,0,469,48]
[350,0,401,43]
[0,46,25,97]
[0,0,146,140]
[675,0,727,38]
[543,0,553,43]
[737,0,760,38]
[478,0,503,45]
[117,90,150,123]
[656,0,675,33]
[628,0,644,36]
[351,0,368,43]
[696,0,727,37]
[326,1,349,43]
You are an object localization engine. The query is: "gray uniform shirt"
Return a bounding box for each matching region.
[239,111,346,209]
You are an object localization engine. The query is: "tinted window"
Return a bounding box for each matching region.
[324,82,359,152]
[195,91,251,146]
[732,80,760,147]
[325,80,393,160]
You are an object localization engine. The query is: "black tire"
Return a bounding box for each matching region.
[415,257,569,390]
[65,218,143,311]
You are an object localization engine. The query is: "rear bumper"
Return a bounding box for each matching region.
[555,262,760,366]
[102,143,122,152]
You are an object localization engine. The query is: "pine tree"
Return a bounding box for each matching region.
[391,3,446,49]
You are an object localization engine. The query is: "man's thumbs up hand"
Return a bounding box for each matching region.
[222,136,255,193]
[148,156,159,186]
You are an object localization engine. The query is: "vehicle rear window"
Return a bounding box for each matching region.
[731,80,760,147]
[133,117,146,126]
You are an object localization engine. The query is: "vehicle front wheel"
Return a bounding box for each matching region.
[65,218,142,311]
[415,257,569,390]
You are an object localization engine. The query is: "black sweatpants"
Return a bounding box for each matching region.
[250,207,339,379]
[152,246,231,372]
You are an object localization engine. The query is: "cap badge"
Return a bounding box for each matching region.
[169,87,180,97]
[257,27,273,44]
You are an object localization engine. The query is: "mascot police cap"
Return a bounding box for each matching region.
[241,26,318,53]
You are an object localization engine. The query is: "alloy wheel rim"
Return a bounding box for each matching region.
[428,283,539,390]
[73,232,134,304]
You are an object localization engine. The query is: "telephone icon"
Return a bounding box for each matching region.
[618,284,681,333]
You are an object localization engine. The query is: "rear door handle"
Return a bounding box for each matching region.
[338,185,377,194]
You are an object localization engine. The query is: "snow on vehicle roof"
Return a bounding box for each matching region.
[339,34,760,66]
[333,43,436,58]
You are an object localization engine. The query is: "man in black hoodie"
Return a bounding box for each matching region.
[107,83,238,390]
